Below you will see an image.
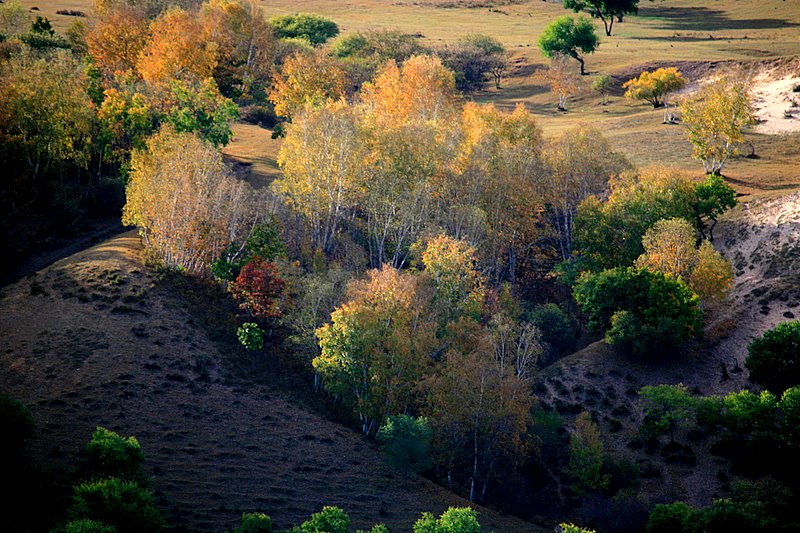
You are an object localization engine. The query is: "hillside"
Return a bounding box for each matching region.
[0,233,546,533]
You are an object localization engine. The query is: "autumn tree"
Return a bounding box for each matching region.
[268,12,339,46]
[85,3,150,78]
[231,256,285,319]
[269,49,347,119]
[623,67,686,108]
[275,99,361,255]
[136,7,218,85]
[689,241,733,304]
[422,318,533,503]
[544,124,630,261]
[538,15,599,75]
[314,266,436,435]
[199,0,275,101]
[567,411,609,496]
[681,74,755,175]
[635,218,698,280]
[122,127,259,273]
[543,52,584,111]
[563,0,639,36]
[0,0,30,37]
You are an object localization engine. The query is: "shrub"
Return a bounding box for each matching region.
[65,520,118,533]
[559,524,596,533]
[292,506,349,533]
[238,512,272,533]
[745,321,800,394]
[376,415,432,475]
[0,394,34,456]
[231,257,286,320]
[237,323,265,351]
[81,427,145,482]
[69,477,165,533]
[646,502,696,533]
[413,507,481,533]
[527,303,576,365]
[268,13,339,46]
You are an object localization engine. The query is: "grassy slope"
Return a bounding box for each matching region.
[0,233,547,533]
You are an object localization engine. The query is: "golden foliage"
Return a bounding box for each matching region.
[623,67,687,108]
[269,49,346,119]
[86,4,150,78]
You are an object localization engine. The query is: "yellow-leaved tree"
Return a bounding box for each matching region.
[542,52,584,111]
[269,49,346,119]
[623,67,686,108]
[681,74,755,175]
[85,3,151,78]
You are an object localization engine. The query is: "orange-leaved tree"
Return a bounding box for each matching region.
[269,49,346,119]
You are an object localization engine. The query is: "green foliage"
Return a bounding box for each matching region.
[291,506,350,533]
[31,15,54,35]
[356,526,389,533]
[165,79,239,147]
[527,303,575,364]
[212,219,286,282]
[82,427,145,482]
[592,74,612,104]
[17,31,70,49]
[694,174,736,240]
[574,267,702,356]
[778,386,800,449]
[538,16,598,74]
[413,507,481,533]
[0,393,34,456]
[567,411,609,497]
[238,512,273,533]
[646,502,697,533]
[745,321,800,394]
[563,0,638,36]
[558,524,596,533]
[237,322,265,351]
[69,477,165,533]
[639,384,696,443]
[269,13,339,46]
[376,415,432,475]
[65,520,118,533]
[460,34,504,55]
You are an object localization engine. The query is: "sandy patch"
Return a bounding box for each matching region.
[752,71,800,134]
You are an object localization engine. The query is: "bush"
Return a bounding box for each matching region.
[291,506,349,533]
[269,13,339,46]
[745,321,800,394]
[69,477,165,533]
[0,393,34,456]
[82,427,145,482]
[559,524,596,533]
[527,303,576,365]
[237,323,265,351]
[65,519,118,533]
[238,512,272,533]
[376,415,432,475]
[646,502,696,533]
[574,267,702,357]
[414,507,481,533]
[239,105,279,129]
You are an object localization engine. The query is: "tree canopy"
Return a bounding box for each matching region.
[538,15,599,75]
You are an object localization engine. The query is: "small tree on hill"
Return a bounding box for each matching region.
[538,15,599,76]
[81,427,145,482]
[623,67,687,108]
[231,257,286,320]
[564,0,639,36]
[746,321,800,395]
[567,411,609,496]
[694,173,736,241]
[268,13,339,46]
[377,415,432,475]
[639,384,696,443]
[414,507,481,533]
[543,52,584,110]
[592,74,612,105]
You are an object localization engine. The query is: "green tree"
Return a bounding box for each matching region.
[377,415,432,475]
[165,78,239,147]
[237,322,265,351]
[746,321,800,395]
[65,520,118,533]
[81,427,145,482]
[538,15,599,75]
[268,13,339,45]
[592,74,612,105]
[0,394,34,458]
[646,502,697,533]
[237,512,272,533]
[413,507,481,533]
[639,384,696,443]
[69,478,165,533]
[291,506,349,533]
[574,267,702,356]
[694,173,736,241]
[563,0,639,36]
[567,411,609,496]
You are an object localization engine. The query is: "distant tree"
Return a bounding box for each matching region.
[592,73,612,105]
[237,322,265,351]
[559,523,597,533]
[436,34,507,91]
[527,303,576,364]
[69,478,165,533]
[268,13,339,46]
[639,384,696,443]
[85,4,150,78]
[623,67,686,108]
[237,512,273,533]
[81,427,145,482]
[681,74,755,175]
[574,267,702,356]
[0,0,30,37]
[231,257,285,320]
[31,15,54,35]
[563,0,639,36]
[538,15,599,75]
[413,507,481,533]
[694,173,736,241]
[377,415,432,475]
[746,321,800,395]
[269,49,347,119]
[542,52,584,110]
[567,411,609,496]
[291,506,349,533]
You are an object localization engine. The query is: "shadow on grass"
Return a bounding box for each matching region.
[638,5,799,32]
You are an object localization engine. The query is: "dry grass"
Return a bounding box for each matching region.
[222,123,283,186]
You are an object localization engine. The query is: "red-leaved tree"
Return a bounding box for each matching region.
[231,257,285,319]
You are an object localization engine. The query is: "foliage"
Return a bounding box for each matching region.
[635,218,697,281]
[0,394,34,456]
[377,415,432,475]
[212,218,286,281]
[413,507,481,533]
[237,512,273,533]
[231,257,286,319]
[543,53,584,110]
[592,74,612,105]
[563,0,639,36]
[639,384,696,443]
[681,74,755,175]
[567,411,609,497]
[123,127,258,273]
[527,304,576,363]
[291,506,349,533]
[69,477,165,533]
[436,34,507,92]
[0,0,30,37]
[85,3,150,77]
[646,502,696,533]
[623,68,687,108]
[268,13,339,46]
[746,321,800,394]
[688,240,733,304]
[269,50,347,119]
[31,15,54,35]
[538,15,599,75]
[694,174,736,240]
[559,524,596,533]
[65,520,118,533]
[315,266,435,434]
[165,78,239,146]
[82,427,145,482]
[237,322,265,351]
[574,267,702,356]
